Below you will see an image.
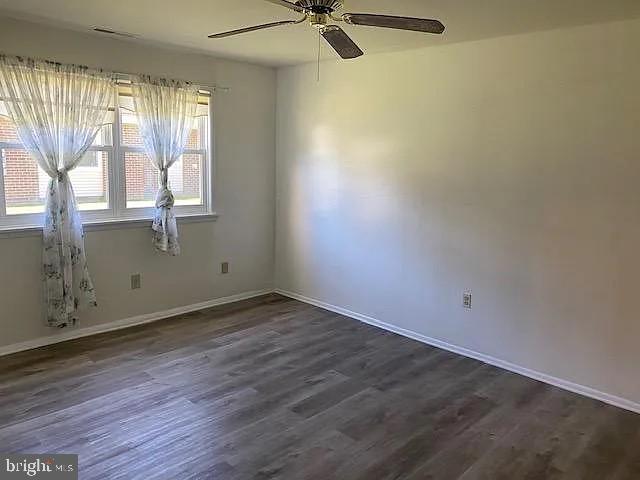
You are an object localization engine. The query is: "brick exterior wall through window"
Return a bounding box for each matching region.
[1,116,41,207]
[122,122,201,203]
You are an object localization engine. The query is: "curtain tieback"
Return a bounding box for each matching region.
[159,167,170,187]
[155,186,175,209]
[56,169,68,182]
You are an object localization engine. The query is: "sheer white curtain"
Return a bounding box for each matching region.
[131,76,199,255]
[0,56,115,327]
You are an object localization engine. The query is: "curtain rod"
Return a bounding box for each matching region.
[114,74,230,94]
[0,54,231,93]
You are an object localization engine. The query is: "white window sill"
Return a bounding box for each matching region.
[0,212,218,239]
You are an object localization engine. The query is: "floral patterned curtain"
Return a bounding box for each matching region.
[131,76,199,255]
[0,55,116,327]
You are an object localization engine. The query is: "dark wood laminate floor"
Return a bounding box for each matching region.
[1,294,639,479]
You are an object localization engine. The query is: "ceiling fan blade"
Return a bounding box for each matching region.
[264,0,305,13]
[342,13,445,34]
[208,18,304,38]
[321,25,364,59]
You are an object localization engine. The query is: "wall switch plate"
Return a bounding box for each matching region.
[131,273,141,290]
[463,292,472,309]
[221,262,229,274]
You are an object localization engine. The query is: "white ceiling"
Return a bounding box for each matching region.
[0,0,639,66]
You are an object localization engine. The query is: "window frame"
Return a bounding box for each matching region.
[0,88,213,231]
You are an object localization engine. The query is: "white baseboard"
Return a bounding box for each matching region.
[0,289,274,357]
[275,288,640,415]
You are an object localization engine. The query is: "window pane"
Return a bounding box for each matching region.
[125,151,158,208]
[70,151,110,211]
[0,115,20,143]
[173,154,203,206]
[185,116,207,151]
[124,152,203,209]
[186,127,199,150]
[2,149,109,215]
[120,111,144,147]
[3,110,113,146]
[92,123,113,146]
[2,148,45,215]
[121,109,204,150]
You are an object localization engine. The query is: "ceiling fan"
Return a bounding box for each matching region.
[208,0,445,60]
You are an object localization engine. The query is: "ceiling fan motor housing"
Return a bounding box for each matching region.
[295,0,344,14]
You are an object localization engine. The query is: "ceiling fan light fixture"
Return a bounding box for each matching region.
[309,13,330,28]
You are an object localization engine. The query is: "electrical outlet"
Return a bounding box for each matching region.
[221,262,229,274]
[131,273,141,290]
[463,292,472,309]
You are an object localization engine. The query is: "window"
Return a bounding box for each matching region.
[0,82,212,229]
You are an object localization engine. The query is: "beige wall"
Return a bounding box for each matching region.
[0,17,276,347]
[275,19,640,404]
